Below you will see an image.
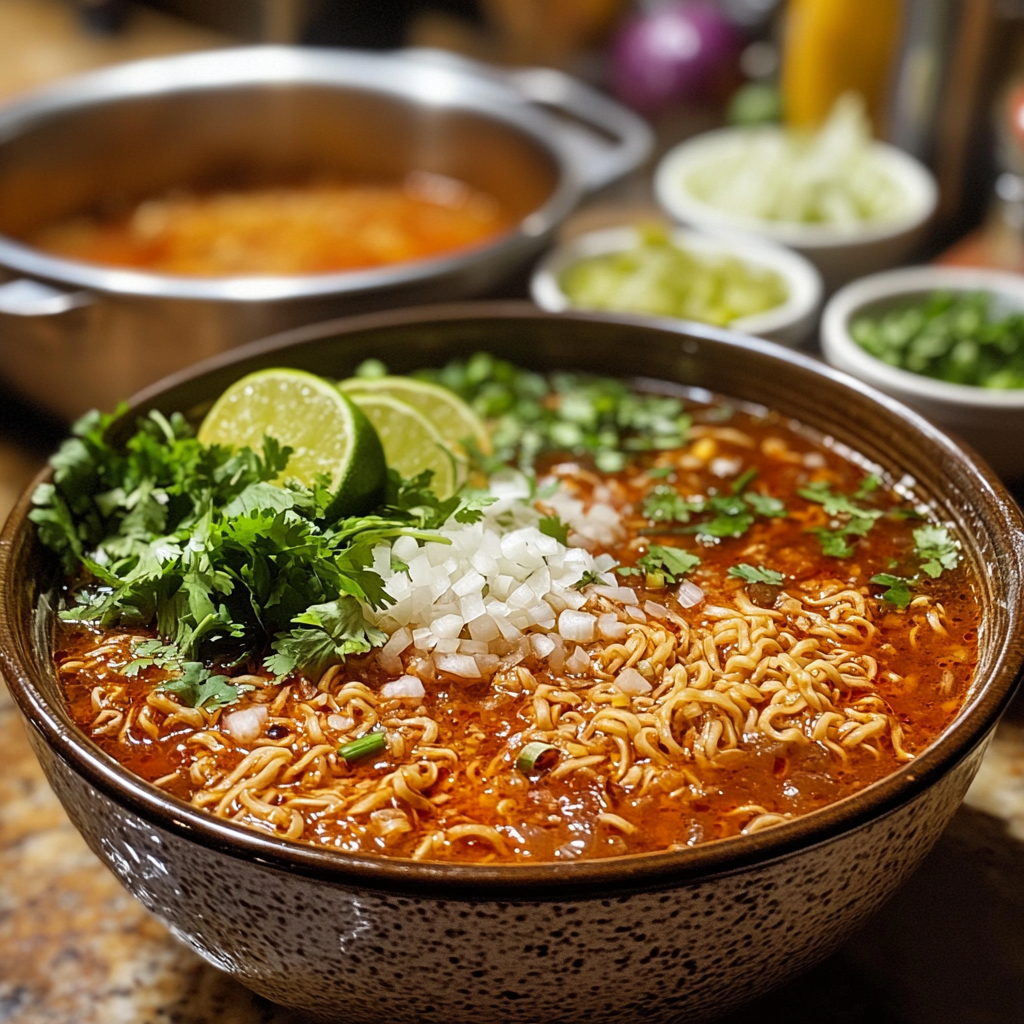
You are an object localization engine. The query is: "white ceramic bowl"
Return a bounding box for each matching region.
[654,127,938,292]
[530,225,823,347]
[821,265,1024,479]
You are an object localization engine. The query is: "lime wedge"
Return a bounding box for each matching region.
[197,368,386,517]
[339,376,491,458]
[347,393,460,499]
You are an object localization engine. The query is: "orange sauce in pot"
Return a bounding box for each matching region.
[26,172,510,277]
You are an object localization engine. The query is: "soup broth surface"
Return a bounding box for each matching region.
[55,381,978,864]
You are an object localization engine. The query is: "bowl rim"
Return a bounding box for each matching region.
[528,223,823,341]
[653,125,938,249]
[2,301,1022,899]
[821,265,1024,408]
[0,46,582,303]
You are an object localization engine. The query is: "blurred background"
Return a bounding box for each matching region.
[6,0,1024,251]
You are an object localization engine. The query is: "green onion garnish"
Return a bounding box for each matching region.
[516,742,561,774]
[338,731,387,763]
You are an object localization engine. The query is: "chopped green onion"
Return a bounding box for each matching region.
[516,742,561,775]
[338,731,387,763]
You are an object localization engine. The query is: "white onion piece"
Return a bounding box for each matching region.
[598,612,628,640]
[531,633,557,659]
[434,653,482,679]
[328,714,355,733]
[644,600,670,619]
[558,609,596,643]
[380,675,426,700]
[677,580,705,608]
[430,614,464,639]
[614,667,652,695]
[565,645,591,674]
[378,626,412,673]
[624,605,647,622]
[222,704,268,744]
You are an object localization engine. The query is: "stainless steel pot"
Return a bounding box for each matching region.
[0,46,651,419]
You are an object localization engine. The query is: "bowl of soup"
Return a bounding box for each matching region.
[2,304,1022,1023]
[0,46,650,419]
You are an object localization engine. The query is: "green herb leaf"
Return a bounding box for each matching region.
[266,597,388,679]
[913,525,959,578]
[159,661,253,711]
[743,491,787,518]
[809,528,857,558]
[854,473,881,499]
[642,486,697,523]
[870,573,915,609]
[799,480,884,521]
[572,569,607,591]
[538,514,570,545]
[637,544,701,582]
[727,563,784,585]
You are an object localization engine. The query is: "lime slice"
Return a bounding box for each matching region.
[339,376,492,457]
[197,368,386,517]
[347,393,459,499]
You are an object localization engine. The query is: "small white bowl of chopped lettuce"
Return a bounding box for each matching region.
[531,223,822,347]
[822,265,1024,479]
[654,96,937,292]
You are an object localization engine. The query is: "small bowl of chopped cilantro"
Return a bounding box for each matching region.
[822,265,1024,479]
[531,223,822,348]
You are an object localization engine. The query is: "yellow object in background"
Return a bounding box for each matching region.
[781,0,905,133]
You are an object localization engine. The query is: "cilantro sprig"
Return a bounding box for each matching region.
[32,410,492,702]
[800,478,884,557]
[640,468,786,540]
[913,525,959,578]
[728,564,784,586]
[618,544,701,586]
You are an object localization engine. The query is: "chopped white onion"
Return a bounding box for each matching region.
[378,626,412,674]
[380,675,426,700]
[644,600,670,619]
[624,605,647,622]
[434,653,482,679]
[328,714,355,733]
[565,645,591,674]
[531,633,557,659]
[614,667,652,695]
[676,580,705,607]
[558,609,596,643]
[222,704,268,744]
[598,612,628,640]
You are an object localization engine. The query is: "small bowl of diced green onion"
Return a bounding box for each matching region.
[531,224,822,348]
[821,266,1024,479]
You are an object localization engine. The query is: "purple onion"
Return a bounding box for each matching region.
[611,2,741,112]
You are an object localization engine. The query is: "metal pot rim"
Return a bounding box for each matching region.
[0,46,584,302]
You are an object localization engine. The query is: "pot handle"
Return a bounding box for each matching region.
[401,48,652,194]
[502,67,653,193]
[0,278,92,316]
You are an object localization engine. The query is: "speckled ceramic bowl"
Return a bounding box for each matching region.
[2,304,1023,1024]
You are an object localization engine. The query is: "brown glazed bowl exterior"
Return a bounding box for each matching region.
[2,304,1023,1023]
